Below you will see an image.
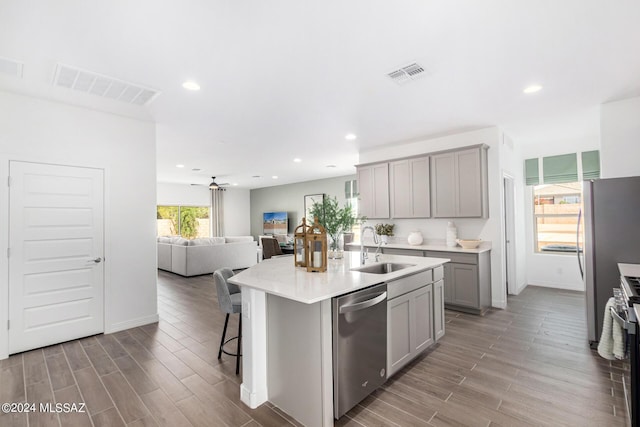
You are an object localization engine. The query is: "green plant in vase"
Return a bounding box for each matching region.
[308,196,366,258]
[374,223,394,244]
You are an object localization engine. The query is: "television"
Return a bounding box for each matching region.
[263,211,288,235]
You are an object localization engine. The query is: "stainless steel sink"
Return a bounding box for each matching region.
[351,263,416,274]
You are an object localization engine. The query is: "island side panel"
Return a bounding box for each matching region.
[267,294,333,427]
[240,288,268,408]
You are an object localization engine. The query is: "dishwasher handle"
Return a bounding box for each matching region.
[339,292,387,314]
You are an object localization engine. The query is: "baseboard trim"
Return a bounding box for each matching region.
[241,383,267,409]
[527,281,584,292]
[106,313,159,334]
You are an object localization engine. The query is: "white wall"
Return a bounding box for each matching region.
[601,96,640,179]
[359,127,509,309]
[520,134,600,291]
[157,182,210,205]
[250,175,355,238]
[0,91,158,359]
[157,183,251,236]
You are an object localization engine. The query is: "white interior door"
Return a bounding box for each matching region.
[8,161,104,354]
[503,175,517,295]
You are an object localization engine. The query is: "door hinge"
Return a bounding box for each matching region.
[7,176,11,187]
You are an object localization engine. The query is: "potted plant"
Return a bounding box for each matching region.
[374,223,394,244]
[309,196,366,258]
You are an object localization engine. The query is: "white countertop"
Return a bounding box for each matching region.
[619,263,640,278]
[229,251,449,304]
[346,239,492,254]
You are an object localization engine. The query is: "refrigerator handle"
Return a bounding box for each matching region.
[577,208,584,279]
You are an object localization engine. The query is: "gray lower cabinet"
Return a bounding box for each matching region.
[427,251,491,315]
[433,277,445,341]
[387,271,435,378]
[382,247,424,256]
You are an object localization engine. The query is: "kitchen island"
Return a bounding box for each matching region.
[229,251,448,427]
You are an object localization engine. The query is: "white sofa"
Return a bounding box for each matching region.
[157,236,258,277]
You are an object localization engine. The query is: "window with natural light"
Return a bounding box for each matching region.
[533,182,583,254]
[157,205,210,239]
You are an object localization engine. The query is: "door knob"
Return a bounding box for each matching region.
[92,257,102,263]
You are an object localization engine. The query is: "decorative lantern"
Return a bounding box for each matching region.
[293,217,309,267]
[306,217,327,273]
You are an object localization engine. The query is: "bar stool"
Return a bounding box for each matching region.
[213,268,242,375]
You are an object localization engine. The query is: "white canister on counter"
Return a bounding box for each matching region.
[407,230,423,246]
[446,221,457,247]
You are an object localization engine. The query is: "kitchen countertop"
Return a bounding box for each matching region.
[229,251,449,304]
[346,239,492,254]
[619,263,640,277]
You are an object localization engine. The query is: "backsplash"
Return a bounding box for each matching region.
[361,218,491,244]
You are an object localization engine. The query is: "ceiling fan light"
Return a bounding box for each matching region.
[209,177,220,189]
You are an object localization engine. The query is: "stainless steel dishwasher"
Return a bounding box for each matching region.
[332,283,387,419]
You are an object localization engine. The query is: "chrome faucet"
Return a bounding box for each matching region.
[360,226,379,265]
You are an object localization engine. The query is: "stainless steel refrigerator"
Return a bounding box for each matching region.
[583,176,640,346]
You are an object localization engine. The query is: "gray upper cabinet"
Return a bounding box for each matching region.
[357,144,487,220]
[390,157,430,218]
[357,163,390,219]
[431,145,489,218]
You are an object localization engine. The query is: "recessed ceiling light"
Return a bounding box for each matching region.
[272,176,278,179]
[326,164,337,168]
[345,133,357,140]
[523,85,542,94]
[293,158,302,163]
[182,81,200,91]
[232,183,238,186]
[176,164,184,168]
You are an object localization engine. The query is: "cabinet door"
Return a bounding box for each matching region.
[387,293,413,377]
[433,279,445,341]
[390,159,411,218]
[372,163,390,218]
[451,263,479,308]
[390,157,430,218]
[358,164,390,219]
[431,153,456,217]
[414,285,434,353]
[443,263,453,304]
[411,157,430,217]
[456,148,483,217]
[357,166,373,219]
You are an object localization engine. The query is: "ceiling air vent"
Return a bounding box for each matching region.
[52,63,159,106]
[387,62,426,85]
[0,56,24,78]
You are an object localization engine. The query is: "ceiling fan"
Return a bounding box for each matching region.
[190,176,230,189]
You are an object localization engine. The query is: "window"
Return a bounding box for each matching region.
[345,180,361,243]
[157,205,210,239]
[533,183,583,254]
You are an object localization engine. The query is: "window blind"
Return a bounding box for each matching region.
[524,158,539,185]
[581,150,600,180]
[542,153,578,184]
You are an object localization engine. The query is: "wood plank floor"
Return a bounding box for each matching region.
[0,272,629,426]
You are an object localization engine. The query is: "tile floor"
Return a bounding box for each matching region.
[0,272,629,426]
